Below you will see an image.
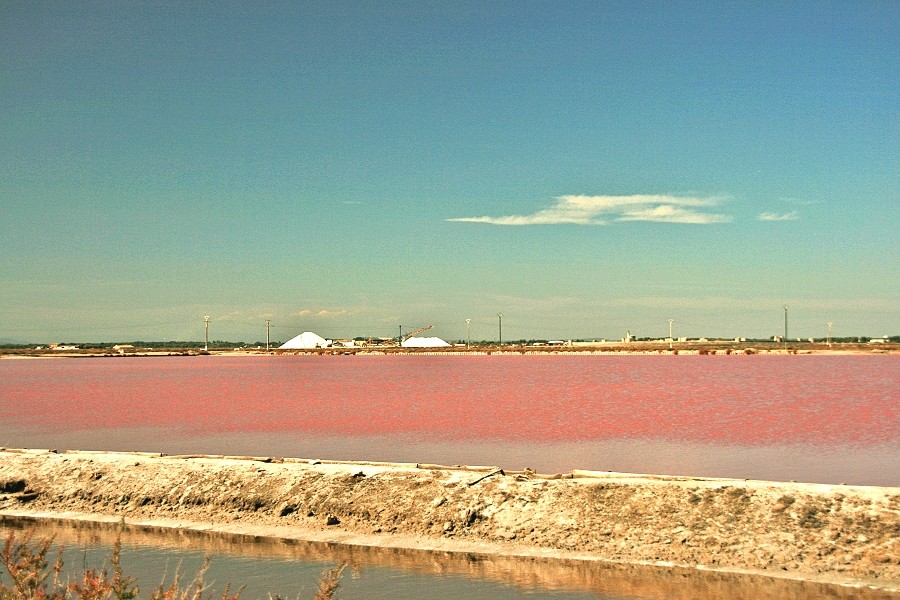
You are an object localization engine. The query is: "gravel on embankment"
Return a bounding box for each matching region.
[1,448,897,591]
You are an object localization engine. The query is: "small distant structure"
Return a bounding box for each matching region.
[868,336,888,344]
[279,331,332,349]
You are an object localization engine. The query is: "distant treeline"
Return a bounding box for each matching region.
[0,340,276,349]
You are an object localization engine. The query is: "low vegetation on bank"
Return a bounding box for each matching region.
[0,531,344,600]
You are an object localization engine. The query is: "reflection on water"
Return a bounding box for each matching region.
[5,428,896,486]
[0,517,893,600]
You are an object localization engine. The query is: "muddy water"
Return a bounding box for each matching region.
[1,517,893,600]
[1,354,897,485]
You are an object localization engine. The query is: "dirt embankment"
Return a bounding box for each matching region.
[1,449,897,590]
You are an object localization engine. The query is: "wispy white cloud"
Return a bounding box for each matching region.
[214,311,245,322]
[291,308,350,318]
[607,295,900,313]
[779,196,816,206]
[484,294,584,312]
[758,210,800,222]
[617,204,731,224]
[447,194,732,225]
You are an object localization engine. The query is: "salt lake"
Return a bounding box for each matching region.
[1,353,897,485]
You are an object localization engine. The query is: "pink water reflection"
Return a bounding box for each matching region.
[2,354,897,484]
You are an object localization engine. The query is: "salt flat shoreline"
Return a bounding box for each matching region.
[2,340,898,359]
[1,449,897,592]
[2,346,897,358]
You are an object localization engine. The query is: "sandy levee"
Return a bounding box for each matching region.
[0,448,897,592]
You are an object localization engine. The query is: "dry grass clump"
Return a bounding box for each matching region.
[311,565,344,600]
[0,532,342,600]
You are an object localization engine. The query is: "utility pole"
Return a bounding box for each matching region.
[398,325,402,346]
[783,305,788,351]
[466,318,471,350]
[497,313,503,346]
[204,315,210,352]
[668,319,674,350]
[265,319,270,351]
[827,321,833,346]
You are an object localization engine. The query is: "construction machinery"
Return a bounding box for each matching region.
[401,325,433,342]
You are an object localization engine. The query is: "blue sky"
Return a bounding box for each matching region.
[2,1,897,343]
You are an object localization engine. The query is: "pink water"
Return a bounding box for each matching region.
[1,354,897,485]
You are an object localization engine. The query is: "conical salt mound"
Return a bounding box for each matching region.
[401,336,451,348]
[279,331,331,349]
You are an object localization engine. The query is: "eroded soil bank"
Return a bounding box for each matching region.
[1,449,897,592]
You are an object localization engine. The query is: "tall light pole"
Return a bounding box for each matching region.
[265,319,270,351]
[668,319,674,350]
[204,315,210,352]
[466,318,471,350]
[827,321,833,346]
[497,313,503,346]
[783,305,788,351]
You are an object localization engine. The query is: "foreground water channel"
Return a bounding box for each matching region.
[1,517,894,600]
